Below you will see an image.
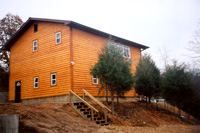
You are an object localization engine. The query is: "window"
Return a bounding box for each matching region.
[124,46,131,58]
[34,77,39,88]
[34,24,38,32]
[33,40,38,52]
[92,75,98,84]
[108,41,131,58]
[51,73,57,86]
[55,32,61,44]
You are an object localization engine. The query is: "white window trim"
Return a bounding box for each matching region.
[108,41,131,59]
[92,75,98,84]
[34,77,39,88]
[51,73,57,86]
[55,32,61,44]
[33,40,38,52]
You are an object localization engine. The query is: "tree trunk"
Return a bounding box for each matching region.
[156,100,158,110]
[111,92,114,115]
[148,96,151,103]
[146,96,147,109]
[117,96,119,104]
[106,87,108,103]
[178,108,181,117]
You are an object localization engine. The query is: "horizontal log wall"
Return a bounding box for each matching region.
[9,22,71,100]
[9,22,141,101]
[72,28,141,97]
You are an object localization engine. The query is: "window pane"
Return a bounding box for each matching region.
[124,49,129,57]
[56,38,60,44]
[117,45,123,53]
[35,78,38,82]
[52,80,56,85]
[52,74,56,79]
[93,79,97,84]
[93,75,98,84]
[124,47,130,58]
[56,33,60,38]
[35,83,38,88]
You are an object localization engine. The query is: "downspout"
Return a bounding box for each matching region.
[70,25,74,91]
[140,48,144,59]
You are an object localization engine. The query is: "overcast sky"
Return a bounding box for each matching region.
[1,0,200,70]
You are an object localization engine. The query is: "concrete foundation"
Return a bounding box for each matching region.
[0,92,8,103]
[0,114,19,133]
[21,95,70,103]
[21,94,139,104]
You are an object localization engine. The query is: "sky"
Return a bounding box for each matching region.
[1,0,200,70]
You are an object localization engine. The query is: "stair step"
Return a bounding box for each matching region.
[73,103,79,106]
[76,105,83,109]
[94,117,103,121]
[80,102,85,105]
[87,114,99,118]
[96,120,106,124]
[83,111,90,115]
[101,123,110,126]
[80,108,91,111]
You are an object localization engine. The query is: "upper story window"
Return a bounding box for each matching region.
[34,77,39,88]
[51,73,57,86]
[92,75,98,84]
[33,40,38,52]
[108,41,131,58]
[34,24,38,32]
[124,46,131,58]
[55,32,61,44]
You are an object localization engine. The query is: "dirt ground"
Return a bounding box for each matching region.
[0,101,200,133]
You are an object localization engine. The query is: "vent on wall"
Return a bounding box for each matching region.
[34,24,38,32]
[128,59,133,65]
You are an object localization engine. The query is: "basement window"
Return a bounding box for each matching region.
[34,24,38,32]
[55,32,61,44]
[33,40,38,52]
[34,77,39,88]
[92,75,98,84]
[51,73,57,86]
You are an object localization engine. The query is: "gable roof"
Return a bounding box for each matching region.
[3,17,149,50]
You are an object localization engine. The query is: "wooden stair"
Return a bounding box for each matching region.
[71,102,110,126]
[69,90,111,126]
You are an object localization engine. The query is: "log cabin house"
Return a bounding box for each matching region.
[3,18,149,103]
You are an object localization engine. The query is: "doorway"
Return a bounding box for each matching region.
[15,81,21,103]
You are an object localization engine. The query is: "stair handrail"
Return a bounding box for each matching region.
[83,89,111,112]
[69,90,99,113]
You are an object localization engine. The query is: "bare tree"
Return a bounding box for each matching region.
[186,21,200,63]
[0,13,23,68]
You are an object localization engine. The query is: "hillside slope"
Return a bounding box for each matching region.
[0,101,199,133]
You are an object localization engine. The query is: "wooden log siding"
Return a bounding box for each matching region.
[9,22,71,100]
[72,28,140,97]
[9,21,141,101]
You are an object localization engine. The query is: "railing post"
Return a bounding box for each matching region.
[69,90,71,105]
[91,109,94,121]
[83,91,85,100]
[104,108,107,123]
